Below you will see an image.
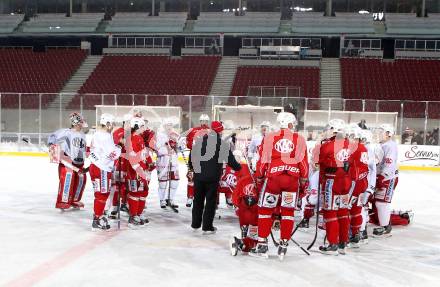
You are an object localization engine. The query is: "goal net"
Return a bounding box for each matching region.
[95,105,182,132]
[303,109,398,140]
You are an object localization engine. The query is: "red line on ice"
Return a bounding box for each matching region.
[4,231,119,287]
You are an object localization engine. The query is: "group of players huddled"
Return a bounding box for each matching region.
[48,108,412,260]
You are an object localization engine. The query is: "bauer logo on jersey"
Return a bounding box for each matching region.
[270,165,299,174]
[336,149,350,162]
[274,139,294,153]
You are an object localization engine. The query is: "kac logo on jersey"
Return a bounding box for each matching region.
[274,139,294,153]
[336,149,350,162]
[225,174,237,189]
[244,183,256,197]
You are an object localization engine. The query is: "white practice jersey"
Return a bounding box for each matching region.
[48,128,86,166]
[378,140,398,180]
[89,129,121,172]
[247,134,264,169]
[365,143,379,189]
[155,129,179,179]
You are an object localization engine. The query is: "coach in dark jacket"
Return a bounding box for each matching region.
[188,121,241,233]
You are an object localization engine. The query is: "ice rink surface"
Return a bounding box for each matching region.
[1,156,440,287]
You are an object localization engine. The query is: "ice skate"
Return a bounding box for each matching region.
[108,210,118,220]
[186,197,193,208]
[338,242,347,255]
[360,229,369,244]
[348,233,361,249]
[372,224,392,238]
[120,203,129,214]
[298,218,310,229]
[319,244,339,256]
[160,200,167,209]
[226,197,234,208]
[128,215,142,229]
[249,239,269,259]
[277,240,289,261]
[229,236,244,256]
[139,214,149,226]
[92,216,110,231]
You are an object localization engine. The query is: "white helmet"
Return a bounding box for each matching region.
[277,112,297,129]
[379,124,395,136]
[130,117,145,129]
[346,123,362,139]
[100,113,115,126]
[199,114,210,123]
[260,121,270,128]
[360,129,373,143]
[328,119,346,134]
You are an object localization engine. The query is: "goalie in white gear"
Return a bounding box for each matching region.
[247,121,270,171]
[156,117,180,210]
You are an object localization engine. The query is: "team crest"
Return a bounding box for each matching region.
[336,149,350,162]
[243,183,256,197]
[274,139,294,153]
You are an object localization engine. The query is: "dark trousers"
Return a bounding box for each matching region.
[191,179,219,230]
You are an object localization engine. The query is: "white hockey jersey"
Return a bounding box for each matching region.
[89,129,121,172]
[378,140,398,180]
[365,143,379,189]
[247,134,263,169]
[48,128,86,166]
[155,129,179,180]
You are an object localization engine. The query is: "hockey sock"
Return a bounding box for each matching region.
[360,207,368,231]
[128,193,139,216]
[137,190,148,215]
[94,192,109,217]
[338,209,350,243]
[350,205,363,235]
[158,181,167,201]
[280,207,295,240]
[375,201,391,226]
[170,180,178,201]
[112,186,119,207]
[324,210,339,245]
[258,208,274,239]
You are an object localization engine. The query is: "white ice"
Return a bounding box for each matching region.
[1,156,440,287]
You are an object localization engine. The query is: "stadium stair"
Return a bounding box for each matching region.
[320,58,342,110]
[206,56,239,109]
[48,55,103,109]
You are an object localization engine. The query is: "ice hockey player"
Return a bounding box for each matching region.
[346,124,369,248]
[358,129,379,243]
[229,174,259,256]
[184,114,210,207]
[371,124,399,237]
[218,150,245,207]
[318,119,352,255]
[247,121,270,171]
[48,112,88,210]
[156,118,180,210]
[110,114,131,217]
[251,112,309,260]
[126,117,155,228]
[89,113,122,230]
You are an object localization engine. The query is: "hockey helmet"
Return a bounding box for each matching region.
[130,117,145,130]
[69,112,88,128]
[100,113,115,126]
[277,112,297,129]
[328,119,346,134]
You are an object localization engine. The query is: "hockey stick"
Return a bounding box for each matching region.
[307,183,321,250]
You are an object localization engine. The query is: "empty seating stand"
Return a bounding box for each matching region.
[0,14,24,33]
[106,12,187,33]
[340,58,440,117]
[230,66,320,99]
[0,49,87,108]
[73,56,220,109]
[193,12,280,33]
[292,12,374,34]
[386,13,440,35]
[22,13,103,33]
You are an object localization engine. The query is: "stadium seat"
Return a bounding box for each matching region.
[71,56,221,110]
[0,49,87,108]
